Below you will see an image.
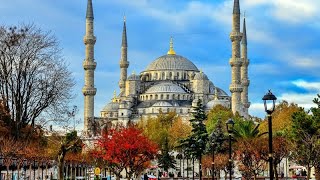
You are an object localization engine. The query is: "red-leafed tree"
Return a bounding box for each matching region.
[93,126,158,180]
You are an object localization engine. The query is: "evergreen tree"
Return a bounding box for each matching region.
[187,99,208,178]
[157,137,176,172]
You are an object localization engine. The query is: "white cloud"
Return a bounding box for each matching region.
[243,0,320,24]
[292,79,320,91]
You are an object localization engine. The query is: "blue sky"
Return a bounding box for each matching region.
[1,0,320,128]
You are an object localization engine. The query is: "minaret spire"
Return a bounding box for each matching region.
[119,16,129,95]
[83,0,97,136]
[241,17,250,118]
[86,0,94,19]
[229,0,243,115]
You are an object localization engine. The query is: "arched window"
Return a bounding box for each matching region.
[177,94,180,100]
[177,72,180,79]
[155,73,158,80]
[150,95,153,100]
[162,72,165,80]
[161,94,163,100]
[167,94,169,100]
[155,94,158,100]
[172,94,175,100]
[146,95,148,100]
[169,72,172,79]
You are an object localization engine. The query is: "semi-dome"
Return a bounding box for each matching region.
[145,54,199,71]
[127,73,140,81]
[152,101,173,107]
[102,102,119,112]
[194,72,209,80]
[145,82,186,94]
[206,99,230,109]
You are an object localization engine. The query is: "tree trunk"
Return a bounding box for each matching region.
[307,166,311,180]
[57,152,66,180]
[315,166,320,180]
[274,164,279,180]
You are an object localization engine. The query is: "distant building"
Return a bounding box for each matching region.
[82,0,250,136]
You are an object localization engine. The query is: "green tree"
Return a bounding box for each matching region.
[187,99,208,178]
[206,105,234,133]
[290,95,320,180]
[157,137,176,172]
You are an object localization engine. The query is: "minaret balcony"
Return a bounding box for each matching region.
[243,102,251,108]
[83,36,96,45]
[83,61,97,70]
[229,84,243,93]
[230,31,242,41]
[82,87,97,96]
[120,61,129,68]
[229,58,242,66]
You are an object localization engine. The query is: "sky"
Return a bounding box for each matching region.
[1,0,320,129]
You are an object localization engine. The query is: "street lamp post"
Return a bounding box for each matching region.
[23,159,27,179]
[0,155,3,180]
[33,160,38,180]
[198,139,204,180]
[262,90,277,180]
[12,157,17,180]
[226,119,235,180]
[212,142,215,180]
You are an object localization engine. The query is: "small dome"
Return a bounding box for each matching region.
[206,99,230,109]
[102,102,119,112]
[127,74,140,81]
[145,54,199,71]
[152,101,173,107]
[145,83,186,94]
[194,72,208,80]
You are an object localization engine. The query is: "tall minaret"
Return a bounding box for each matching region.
[229,0,243,115]
[241,17,250,118]
[119,17,129,95]
[82,0,97,135]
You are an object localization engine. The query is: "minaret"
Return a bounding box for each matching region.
[82,0,97,135]
[229,0,243,115]
[119,16,129,95]
[241,17,250,117]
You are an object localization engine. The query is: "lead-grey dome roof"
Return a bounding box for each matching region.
[145,82,186,94]
[145,54,199,71]
[194,72,209,80]
[101,102,119,112]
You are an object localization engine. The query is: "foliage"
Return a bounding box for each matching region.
[93,126,158,180]
[234,138,267,180]
[289,95,320,180]
[259,101,300,134]
[55,130,83,180]
[233,119,267,180]
[157,137,176,172]
[206,105,234,133]
[0,24,74,139]
[169,116,192,149]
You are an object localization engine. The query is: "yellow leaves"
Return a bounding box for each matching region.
[259,101,300,133]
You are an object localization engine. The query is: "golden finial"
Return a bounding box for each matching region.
[200,69,203,74]
[167,36,176,55]
[132,70,136,75]
[112,90,117,102]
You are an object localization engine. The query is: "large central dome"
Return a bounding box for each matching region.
[145,54,199,71]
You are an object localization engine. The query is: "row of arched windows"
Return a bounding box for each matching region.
[142,71,192,81]
[140,93,191,101]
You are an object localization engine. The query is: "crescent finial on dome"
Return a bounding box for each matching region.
[167,36,176,55]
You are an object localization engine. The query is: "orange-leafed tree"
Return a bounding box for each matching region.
[235,138,267,180]
[93,126,158,180]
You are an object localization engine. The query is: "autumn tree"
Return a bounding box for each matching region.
[0,24,74,139]
[94,126,158,180]
[233,120,266,180]
[259,101,300,134]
